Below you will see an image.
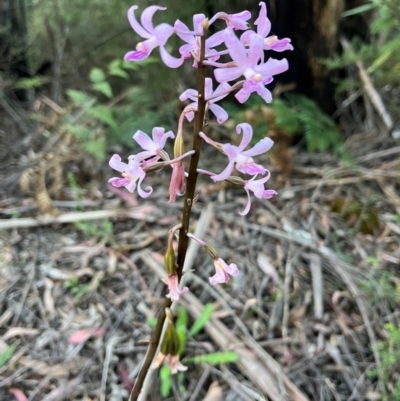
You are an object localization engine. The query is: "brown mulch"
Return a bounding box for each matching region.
[1,98,400,401]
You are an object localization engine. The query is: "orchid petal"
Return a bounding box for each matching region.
[237,162,266,175]
[127,6,152,39]
[223,29,247,67]
[210,81,232,102]
[183,105,196,121]
[124,50,149,62]
[214,66,243,83]
[141,6,166,34]
[209,265,229,285]
[109,177,131,187]
[239,188,252,215]
[235,88,251,103]
[211,160,235,182]
[193,14,206,34]
[222,143,240,160]
[247,34,264,66]
[109,154,128,172]
[133,130,155,151]
[224,263,239,276]
[131,150,155,162]
[206,30,226,48]
[154,23,174,47]
[242,137,274,157]
[255,2,271,37]
[256,84,273,103]
[174,20,194,43]
[153,127,174,149]
[261,189,277,199]
[180,89,198,102]
[204,78,212,98]
[159,46,184,68]
[255,58,289,77]
[209,103,229,124]
[179,43,195,58]
[236,123,253,151]
[137,174,152,198]
[125,179,137,193]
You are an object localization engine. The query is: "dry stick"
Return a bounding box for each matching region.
[129,27,208,401]
[340,37,393,132]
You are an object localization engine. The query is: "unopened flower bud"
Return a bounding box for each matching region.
[226,176,245,186]
[164,246,176,275]
[174,129,184,159]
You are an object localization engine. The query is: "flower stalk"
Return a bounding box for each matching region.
[129,23,208,401]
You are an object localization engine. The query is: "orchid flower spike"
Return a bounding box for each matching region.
[214,28,288,103]
[180,78,232,124]
[240,171,277,215]
[187,233,239,285]
[200,123,274,181]
[124,5,184,68]
[130,127,174,162]
[109,155,152,198]
[241,2,293,53]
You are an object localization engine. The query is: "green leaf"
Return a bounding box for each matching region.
[66,89,95,106]
[93,82,113,98]
[87,106,117,129]
[189,304,213,337]
[0,343,17,368]
[89,68,106,83]
[176,306,188,355]
[14,76,48,89]
[185,351,239,365]
[342,3,376,18]
[159,365,172,398]
[84,139,106,160]
[108,60,129,79]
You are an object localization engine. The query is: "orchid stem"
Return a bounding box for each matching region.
[129,25,208,401]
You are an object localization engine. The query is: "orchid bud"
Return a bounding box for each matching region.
[164,245,176,275]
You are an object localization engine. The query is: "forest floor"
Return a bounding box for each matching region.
[1,97,400,401]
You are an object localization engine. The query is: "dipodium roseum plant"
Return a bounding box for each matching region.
[110,3,292,400]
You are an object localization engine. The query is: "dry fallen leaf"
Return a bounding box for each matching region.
[9,388,28,401]
[2,327,39,341]
[68,327,105,344]
[257,254,280,285]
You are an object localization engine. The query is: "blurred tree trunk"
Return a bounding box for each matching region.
[209,0,348,114]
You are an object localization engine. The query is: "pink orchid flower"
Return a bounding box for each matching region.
[180,78,231,124]
[240,171,277,215]
[209,10,251,30]
[174,14,221,66]
[124,5,183,68]
[154,352,188,374]
[200,123,274,181]
[214,28,288,103]
[131,127,174,162]
[168,162,185,203]
[209,257,239,285]
[166,274,188,302]
[241,2,293,53]
[109,155,152,198]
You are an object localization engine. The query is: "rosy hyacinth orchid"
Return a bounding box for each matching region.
[124,5,183,68]
[210,257,239,285]
[240,171,277,215]
[241,2,293,53]
[109,155,152,198]
[209,10,251,30]
[180,78,231,124]
[168,163,185,203]
[131,127,174,162]
[214,28,288,103]
[200,123,274,181]
[174,14,221,66]
[165,274,189,302]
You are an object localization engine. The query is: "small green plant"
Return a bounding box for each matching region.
[369,323,400,400]
[159,304,238,398]
[0,343,17,368]
[64,276,90,299]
